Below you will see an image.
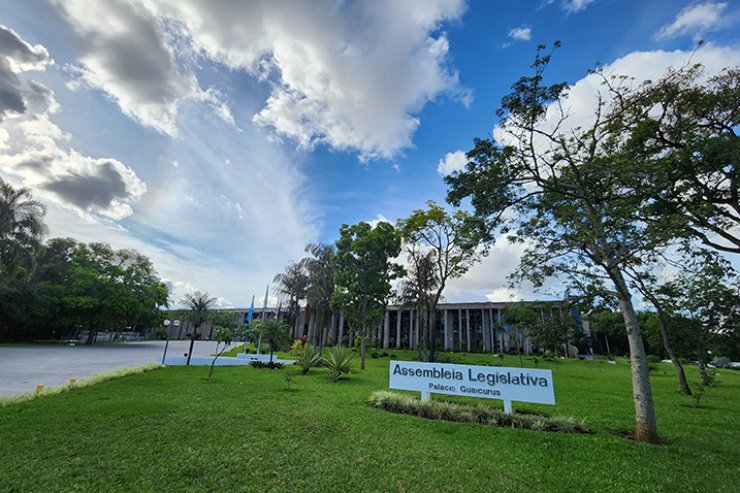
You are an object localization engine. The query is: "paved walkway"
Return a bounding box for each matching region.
[0,340,231,396]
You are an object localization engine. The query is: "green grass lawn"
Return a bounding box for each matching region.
[1,351,738,493]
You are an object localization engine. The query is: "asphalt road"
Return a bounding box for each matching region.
[0,340,227,396]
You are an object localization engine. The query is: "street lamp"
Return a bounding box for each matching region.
[161,319,181,364]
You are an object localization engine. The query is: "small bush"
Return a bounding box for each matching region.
[646,355,662,364]
[249,360,284,369]
[368,391,590,434]
[434,355,459,364]
[295,344,322,374]
[390,354,397,358]
[323,346,355,381]
[371,351,379,359]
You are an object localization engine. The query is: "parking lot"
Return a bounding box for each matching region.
[0,340,228,396]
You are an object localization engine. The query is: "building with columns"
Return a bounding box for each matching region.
[166,300,589,355]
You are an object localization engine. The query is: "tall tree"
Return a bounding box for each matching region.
[446,44,665,442]
[248,318,291,364]
[398,249,439,358]
[661,251,739,385]
[397,201,481,361]
[182,291,217,366]
[301,243,335,348]
[0,179,46,291]
[332,221,403,370]
[273,261,308,337]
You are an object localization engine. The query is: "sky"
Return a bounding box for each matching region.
[0,0,738,308]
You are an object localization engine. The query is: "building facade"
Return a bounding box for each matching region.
[166,300,590,355]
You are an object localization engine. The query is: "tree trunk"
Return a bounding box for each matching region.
[186,328,197,366]
[360,321,367,370]
[609,266,658,443]
[650,297,692,395]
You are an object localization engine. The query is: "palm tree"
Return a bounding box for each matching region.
[181,291,217,366]
[273,261,308,338]
[301,243,335,348]
[250,318,291,363]
[0,179,46,290]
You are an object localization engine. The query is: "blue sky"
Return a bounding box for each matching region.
[1,0,738,307]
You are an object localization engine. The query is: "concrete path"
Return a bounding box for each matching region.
[0,340,234,396]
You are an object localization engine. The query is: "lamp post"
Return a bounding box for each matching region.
[161,319,181,364]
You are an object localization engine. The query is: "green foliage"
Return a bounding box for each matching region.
[249,318,292,363]
[295,343,322,374]
[397,201,483,361]
[323,345,355,381]
[332,220,403,369]
[273,261,308,332]
[249,360,285,369]
[368,391,590,433]
[610,65,740,254]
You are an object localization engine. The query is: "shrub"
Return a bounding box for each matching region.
[289,338,307,356]
[434,354,459,364]
[249,361,284,369]
[368,391,590,434]
[646,355,662,364]
[371,351,379,359]
[295,344,322,374]
[323,346,355,381]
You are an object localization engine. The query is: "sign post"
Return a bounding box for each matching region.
[389,360,555,412]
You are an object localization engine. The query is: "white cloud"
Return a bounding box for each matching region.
[562,0,595,13]
[53,0,232,136]
[0,26,146,220]
[51,0,469,159]
[655,2,732,40]
[366,214,391,228]
[508,26,532,41]
[437,150,467,176]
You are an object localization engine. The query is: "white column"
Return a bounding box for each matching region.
[395,309,401,349]
[383,310,390,349]
[466,309,471,352]
[338,310,345,346]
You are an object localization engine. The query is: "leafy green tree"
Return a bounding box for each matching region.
[661,251,739,385]
[530,311,577,357]
[208,310,240,340]
[332,221,403,370]
[397,249,438,359]
[182,291,217,366]
[208,327,233,380]
[607,64,739,254]
[624,260,693,395]
[446,44,663,442]
[397,201,481,361]
[586,309,627,356]
[0,178,46,291]
[501,305,537,366]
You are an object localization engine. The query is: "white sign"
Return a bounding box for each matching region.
[389,360,555,412]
